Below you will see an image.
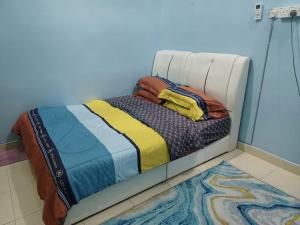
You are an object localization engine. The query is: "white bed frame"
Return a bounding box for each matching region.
[65,50,250,224]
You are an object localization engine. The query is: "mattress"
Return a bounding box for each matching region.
[107,95,231,160]
[12,95,230,225]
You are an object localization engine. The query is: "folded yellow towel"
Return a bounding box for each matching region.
[158,89,204,121]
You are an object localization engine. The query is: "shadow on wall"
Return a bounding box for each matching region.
[238,60,255,143]
[0,0,162,144]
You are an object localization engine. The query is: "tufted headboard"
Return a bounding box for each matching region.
[152,50,250,150]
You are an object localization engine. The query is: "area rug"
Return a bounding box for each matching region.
[103,161,300,225]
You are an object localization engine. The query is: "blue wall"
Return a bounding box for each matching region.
[0,0,162,143]
[1,0,300,165]
[158,0,300,164]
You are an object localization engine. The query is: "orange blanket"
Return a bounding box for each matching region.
[13,113,67,225]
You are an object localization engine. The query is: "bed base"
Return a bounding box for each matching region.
[65,49,250,224]
[65,136,230,224]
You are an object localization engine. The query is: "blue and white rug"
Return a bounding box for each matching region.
[103,162,300,225]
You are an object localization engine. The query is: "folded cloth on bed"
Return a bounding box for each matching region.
[134,89,162,104]
[180,86,229,119]
[13,99,170,225]
[158,86,209,121]
[135,76,228,120]
[163,100,203,121]
[136,75,177,96]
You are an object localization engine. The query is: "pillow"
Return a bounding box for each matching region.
[137,76,177,96]
[134,89,162,104]
[181,86,229,119]
[163,99,205,121]
[158,87,207,121]
[135,76,229,120]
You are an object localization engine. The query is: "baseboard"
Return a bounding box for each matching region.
[0,140,22,151]
[237,142,300,176]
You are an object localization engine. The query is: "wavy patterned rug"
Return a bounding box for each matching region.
[103,162,300,225]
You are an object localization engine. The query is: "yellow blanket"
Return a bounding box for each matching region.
[86,100,170,172]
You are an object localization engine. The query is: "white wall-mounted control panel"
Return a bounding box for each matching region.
[269,5,300,19]
[255,3,263,20]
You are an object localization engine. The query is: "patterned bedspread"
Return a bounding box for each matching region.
[13,95,230,225]
[106,95,231,160]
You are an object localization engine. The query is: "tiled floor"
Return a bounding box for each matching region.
[0,149,27,167]
[0,149,299,225]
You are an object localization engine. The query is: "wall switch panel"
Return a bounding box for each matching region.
[269,5,300,19]
[255,3,263,21]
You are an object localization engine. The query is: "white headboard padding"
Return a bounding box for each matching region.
[152,50,192,83]
[152,50,250,150]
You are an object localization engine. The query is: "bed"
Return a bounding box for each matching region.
[13,50,250,225]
